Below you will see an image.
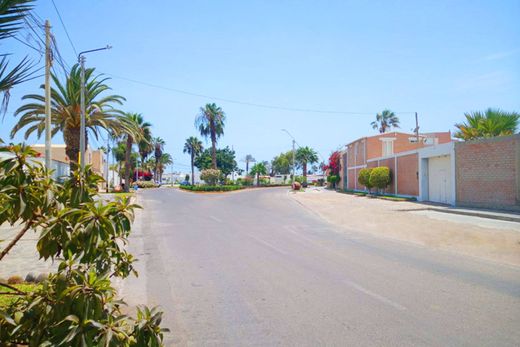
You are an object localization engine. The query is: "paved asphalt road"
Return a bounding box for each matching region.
[126,187,520,346]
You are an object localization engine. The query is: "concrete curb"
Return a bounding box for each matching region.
[427,208,520,223]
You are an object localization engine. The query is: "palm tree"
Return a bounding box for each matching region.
[195,103,225,169]
[249,162,267,186]
[371,109,400,133]
[153,137,165,182]
[454,108,519,140]
[11,64,126,172]
[0,0,35,112]
[296,146,319,179]
[156,153,173,183]
[183,136,203,185]
[122,113,151,192]
[243,154,256,174]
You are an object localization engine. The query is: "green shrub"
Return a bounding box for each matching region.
[200,169,221,185]
[358,168,373,191]
[179,185,245,192]
[7,275,23,285]
[327,175,339,188]
[369,166,391,192]
[241,176,254,186]
[136,180,159,189]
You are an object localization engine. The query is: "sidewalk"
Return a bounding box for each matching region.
[291,188,520,267]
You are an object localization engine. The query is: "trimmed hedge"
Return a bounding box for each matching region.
[135,181,159,189]
[179,185,245,192]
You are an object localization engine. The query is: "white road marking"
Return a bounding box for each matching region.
[247,234,288,255]
[342,279,407,311]
[209,215,222,223]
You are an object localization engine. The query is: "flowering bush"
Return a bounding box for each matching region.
[323,151,341,176]
[200,169,221,185]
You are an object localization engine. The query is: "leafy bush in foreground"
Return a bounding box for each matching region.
[357,168,373,192]
[369,166,391,192]
[0,144,167,346]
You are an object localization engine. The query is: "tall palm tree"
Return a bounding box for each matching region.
[0,0,35,112]
[249,162,267,186]
[183,136,203,185]
[454,108,519,140]
[296,146,319,179]
[11,64,126,172]
[156,152,173,183]
[243,154,256,174]
[153,137,165,182]
[122,113,151,192]
[195,103,225,169]
[371,109,400,133]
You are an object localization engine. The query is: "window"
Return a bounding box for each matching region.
[382,140,394,156]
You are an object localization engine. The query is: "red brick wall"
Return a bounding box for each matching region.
[347,169,356,190]
[455,135,519,210]
[397,153,419,196]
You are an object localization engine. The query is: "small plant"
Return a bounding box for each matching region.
[7,275,23,285]
[327,175,339,188]
[200,168,221,185]
[357,168,373,192]
[179,185,244,192]
[136,180,159,188]
[369,166,391,193]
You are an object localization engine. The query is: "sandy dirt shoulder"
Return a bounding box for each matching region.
[291,189,520,267]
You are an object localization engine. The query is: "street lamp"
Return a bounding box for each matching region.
[281,129,296,187]
[78,45,112,168]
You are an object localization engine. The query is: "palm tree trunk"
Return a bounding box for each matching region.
[191,153,195,185]
[64,126,80,174]
[303,162,307,178]
[210,121,217,169]
[124,136,132,192]
[246,161,249,175]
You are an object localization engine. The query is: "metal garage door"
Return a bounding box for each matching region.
[428,155,452,204]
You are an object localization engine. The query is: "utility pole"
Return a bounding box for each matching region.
[44,20,52,171]
[79,54,86,168]
[78,45,112,169]
[415,112,420,147]
[105,135,110,193]
[291,139,296,187]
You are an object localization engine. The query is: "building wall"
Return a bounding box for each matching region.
[455,135,519,210]
[397,153,419,196]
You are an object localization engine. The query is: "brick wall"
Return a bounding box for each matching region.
[455,135,519,210]
[397,153,419,196]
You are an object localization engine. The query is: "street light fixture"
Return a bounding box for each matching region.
[281,129,296,187]
[78,45,112,169]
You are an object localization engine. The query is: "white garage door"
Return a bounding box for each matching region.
[428,155,452,204]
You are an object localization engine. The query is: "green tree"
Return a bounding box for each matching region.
[271,151,293,175]
[194,146,238,177]
[0,144,167,345]
[296,146,319,179]
[156,152,172,183]
[369,166,391,193]
[243,154,256,174]
[11,64,126,172]
[371,109,400,133]
[454,108,519,140]
[195,103,225,169]
[0,0,35,111]
[122,113,151,192]
[249,162,268,186]
[153,137,165,182]
[183,136,203,185]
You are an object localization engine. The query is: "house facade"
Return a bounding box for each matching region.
[340,131,452,198]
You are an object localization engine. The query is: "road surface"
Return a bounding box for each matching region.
[123,187,520,346]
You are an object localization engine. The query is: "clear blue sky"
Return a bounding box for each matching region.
[2,0,519,172]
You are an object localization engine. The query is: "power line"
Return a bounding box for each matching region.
[102,72,417,116]
[50,0,78,56]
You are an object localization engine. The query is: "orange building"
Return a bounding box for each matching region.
[339,131,452,196]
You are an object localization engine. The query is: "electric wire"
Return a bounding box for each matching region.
[50,0,78,56]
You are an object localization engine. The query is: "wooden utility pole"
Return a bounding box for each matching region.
[44,20,52,170]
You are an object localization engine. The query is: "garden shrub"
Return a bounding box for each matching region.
[327,174,339,188]
[0,144,167,345]
[369,166,391,192]
[357,168,373,192]
[179,185,244,192]
[136,180,159,188]
[200,169,221,185]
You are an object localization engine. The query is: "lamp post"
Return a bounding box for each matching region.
[281,129,296,188]
[78,45,112,168]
